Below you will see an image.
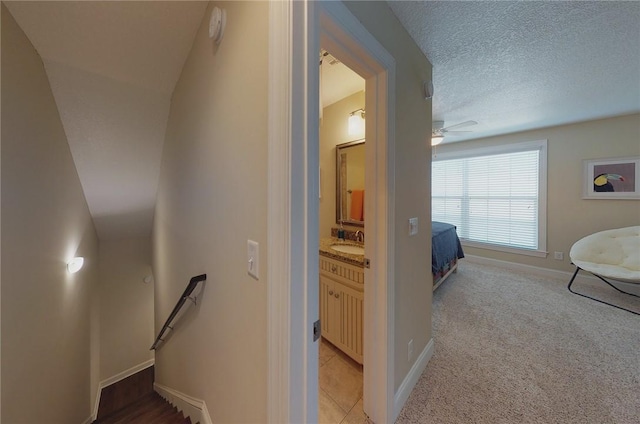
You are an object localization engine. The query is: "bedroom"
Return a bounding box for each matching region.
[430,113,639,281]
[398,112,640,422]
[396,0,639,292]
[387,0,640,282]
[391,1,639,422]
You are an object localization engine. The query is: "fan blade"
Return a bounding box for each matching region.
[444,130,473,134]
[441,120,477,131]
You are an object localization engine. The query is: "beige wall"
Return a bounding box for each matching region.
[99,237,154,380]
[1,6,4,419]
[438,113,640,272]
[1,5,99,423]
[319,90,365,237]
[152,2,268,422]
[343,1,434,391]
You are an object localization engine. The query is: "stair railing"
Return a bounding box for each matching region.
[151,274,207,350]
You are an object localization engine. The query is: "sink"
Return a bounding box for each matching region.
[330,244,365,255]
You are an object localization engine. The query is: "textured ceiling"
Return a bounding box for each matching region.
[5,1,207,240]
[388,1,640,143]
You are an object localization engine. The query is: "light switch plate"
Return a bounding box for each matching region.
[409,217,418,236]
[248,240,259,280]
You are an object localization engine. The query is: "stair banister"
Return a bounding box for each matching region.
[151,274,207,350]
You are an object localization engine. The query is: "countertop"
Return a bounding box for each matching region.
[319,237,365,267]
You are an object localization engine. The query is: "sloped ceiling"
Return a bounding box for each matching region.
[388,1,640,142]
[5,1,207,240]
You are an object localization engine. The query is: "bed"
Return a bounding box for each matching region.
[432,221,465,290]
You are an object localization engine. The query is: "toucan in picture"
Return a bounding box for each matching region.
[593,173,625,192]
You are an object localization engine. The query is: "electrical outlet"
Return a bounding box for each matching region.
[554,251,564,261]
[408,339,414,362]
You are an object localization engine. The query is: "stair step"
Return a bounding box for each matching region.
[94,392,194,424]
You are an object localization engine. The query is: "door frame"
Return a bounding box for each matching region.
[267,1,396,422]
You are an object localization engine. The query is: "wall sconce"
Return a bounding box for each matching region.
[67,257,84,274]
[431,135,444,146]
[348,108,365,136]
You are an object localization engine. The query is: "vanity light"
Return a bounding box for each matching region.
[67,257,84,274]
[348,108,365,136]
[431,135,444,146]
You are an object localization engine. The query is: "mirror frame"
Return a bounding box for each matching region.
[336,139,365,227]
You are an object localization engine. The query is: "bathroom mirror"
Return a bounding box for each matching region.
[336,139,365,227]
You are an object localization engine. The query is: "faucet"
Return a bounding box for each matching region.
[355,230,364,243]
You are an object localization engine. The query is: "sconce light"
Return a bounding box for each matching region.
[67,257,84,274]
[348,108,365,136]
[431,135,444,146]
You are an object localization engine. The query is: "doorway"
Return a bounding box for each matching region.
[318,4,396,422]
[267,2,396,423]
[318,50,366,423]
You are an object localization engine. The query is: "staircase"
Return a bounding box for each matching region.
[94,391,194,424]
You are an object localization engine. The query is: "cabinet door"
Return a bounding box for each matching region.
[319,276,340,345]
[337,283,364,363]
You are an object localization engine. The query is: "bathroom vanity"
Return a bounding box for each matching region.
[319,238,364,364]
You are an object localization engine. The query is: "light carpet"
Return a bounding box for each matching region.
[396,261,639,424]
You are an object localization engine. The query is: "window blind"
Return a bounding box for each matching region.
[432,143,546,253]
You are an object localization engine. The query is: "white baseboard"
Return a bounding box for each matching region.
[464,254,581,281]
[92,358,155,420]
[464,255,640,295]
[154,382,213,424]
[392,338,434,422]
[101,358,156,389]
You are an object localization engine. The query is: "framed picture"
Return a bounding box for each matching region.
[583,156,640,199]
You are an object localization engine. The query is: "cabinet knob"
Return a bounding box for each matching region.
[329,290,334,295]
[334,293,339,299]
[331,265,338,272]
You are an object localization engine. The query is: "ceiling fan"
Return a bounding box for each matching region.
[432,120,478,145]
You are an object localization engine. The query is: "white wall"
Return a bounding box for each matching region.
[343,1,434,392]
[1,5,99,423]
[319,90,365,238]
[152,2,268,422]
[99,237,154,380]
[438,113,640,273]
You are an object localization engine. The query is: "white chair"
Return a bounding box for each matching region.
[568,226,640,315]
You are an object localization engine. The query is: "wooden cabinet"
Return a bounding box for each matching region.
[319,256,364,364]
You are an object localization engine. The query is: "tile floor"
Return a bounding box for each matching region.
[318,338,367,424]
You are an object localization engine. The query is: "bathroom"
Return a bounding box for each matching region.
[318,49,367,424]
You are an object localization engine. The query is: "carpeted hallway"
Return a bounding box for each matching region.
[396,260,639,424]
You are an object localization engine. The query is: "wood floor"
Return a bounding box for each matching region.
[96,366,155,419]
[93,392,192,424]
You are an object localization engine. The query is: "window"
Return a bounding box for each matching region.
[432,140,547,257]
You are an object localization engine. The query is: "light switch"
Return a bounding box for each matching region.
[409,217,418,236]
[248,240,259,280]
